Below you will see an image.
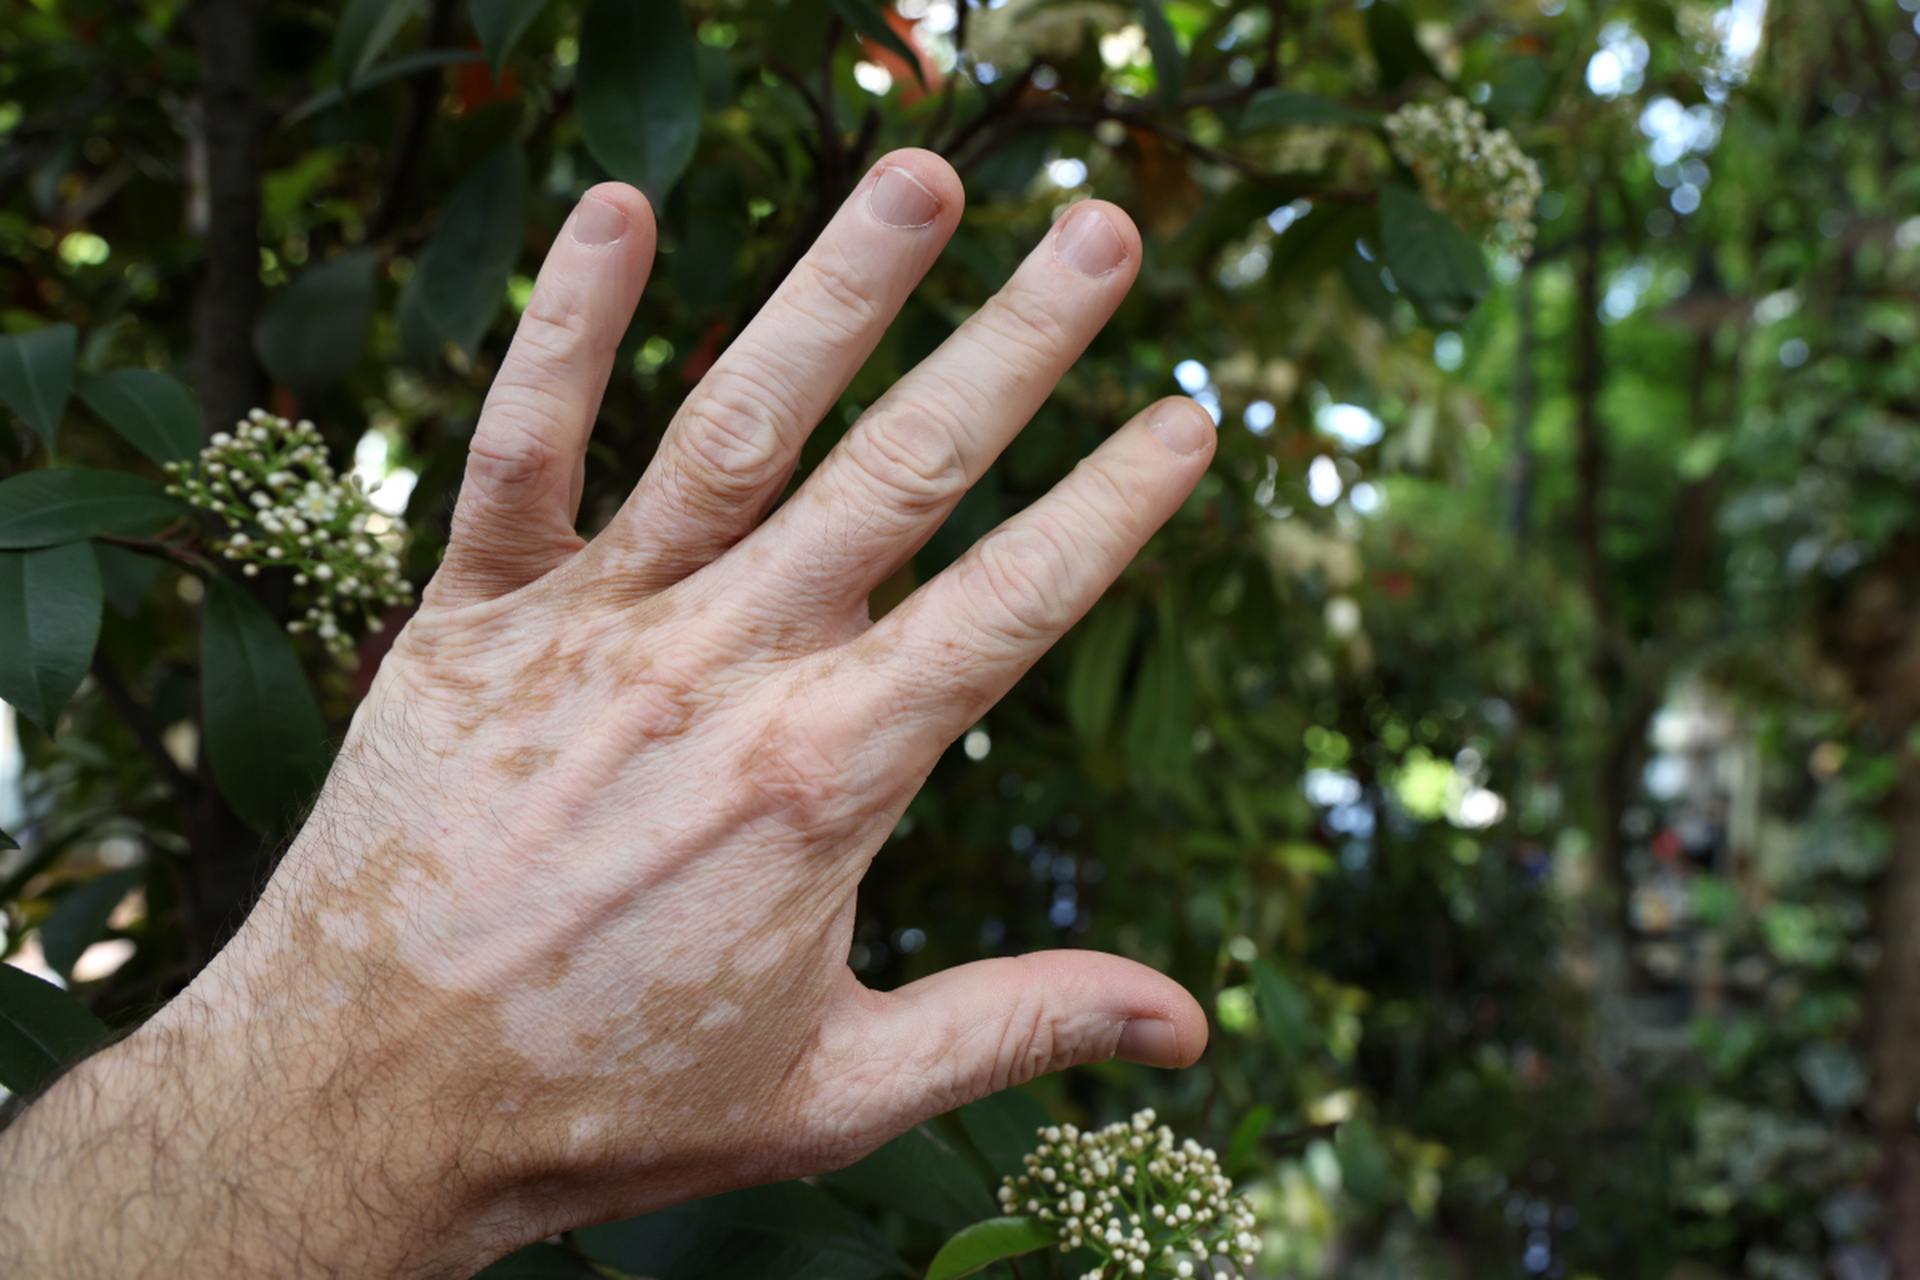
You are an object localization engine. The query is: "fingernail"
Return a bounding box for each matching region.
[1053,204,1125,277]
[1116,1018,1181,1067]
[570,196,628,246]
[869,166,941,229]
[1148,400,1214,457]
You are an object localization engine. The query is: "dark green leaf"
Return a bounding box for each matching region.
[822,1123,998,1231]
[925,1216,1056,1280]
[255,250,379,399]
[1123,621,1195,787]
[1335,1117,1396,1203]
[283,50,484,127]
[1377,185,1489,326]
[397,151,529,370]
[398,148,527,365]
[576,1181,904,1280]
[0,827,16,852]
[95,543,162,616]
[41,866,144,981]
[828,0,926,87]
[0,323,77,455]
[335,0,427,90]
[1342,244,1397,322]
[1065,599,1136,746]
[474,0,556,73]
[577,0,701,206]
[1135,0,1185,106]
[0,963,108,1095]
[1240,89,1380,131]
[1225,1103,1274,1174]
[76,369,202,467]
[200,574,331,833]
[959,1088,1053,1182]
[1482,55,1553,123]
[473,1242,601,1278]
[1365,0,1440,91]
[0,543,103,735]
[0,469,189,550]
[1251,959,1312,1066]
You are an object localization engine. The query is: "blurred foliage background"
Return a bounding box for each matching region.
[2,0,1919,1275]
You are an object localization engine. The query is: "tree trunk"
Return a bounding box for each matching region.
[188,0,272,959]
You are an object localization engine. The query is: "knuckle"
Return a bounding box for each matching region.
[514,294,599,365]
[969,521,1074,642]
[973,289,1073,372]
[845,403,968,514]
[461,426,561,508]
[787,252,887,341]
[672,370,794,487]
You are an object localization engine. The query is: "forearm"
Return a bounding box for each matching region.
[0,987,511,1280]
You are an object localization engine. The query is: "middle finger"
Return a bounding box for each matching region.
[736,198,1141,611]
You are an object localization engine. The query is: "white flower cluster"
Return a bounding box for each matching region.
[165,410,413,658]
[997,1109,1261,1279]
[1384,98,1546,256]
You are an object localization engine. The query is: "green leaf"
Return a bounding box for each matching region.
[1240,89,1379,131]
[40,866,144,981]
[0,543,104,735]
[577,0,701,206]
[958,1088,1053,1182]
[0,827,17,852]
[473,0,556,73]
[254,250,379,399]
[473,1242,601,1278]
[76,370,202,467]
[576,1181,904,1280]
[398,148,528,365]
[1365,0,1440,91]
[1342,243,1397,323]
[1225,1103,1275,1174]
[1334,1117,1396,1203]
[1065,599,1136,746]
[822,1123,998,1231]
[1123,620,1195,787]
[1377,185,1489,326]
[1135,0,1186,106]
[0,469,189,550]
[200,574,331,833]
[828,0,926,87]
[1251,959,1312,1066]
[924,1216,1056,1280]
[95,543,162,616]
[0,323,77,455]
[0,963,108,1095]
[282,49,484,127]
[335,0,427,91]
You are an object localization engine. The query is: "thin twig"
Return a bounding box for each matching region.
[90,652,199,810]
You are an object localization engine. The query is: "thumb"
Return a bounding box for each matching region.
[822,951,1207,1143]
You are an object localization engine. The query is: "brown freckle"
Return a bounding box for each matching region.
[497,745,559,781]
[545,951,573,985]
[572,1030,606,1054]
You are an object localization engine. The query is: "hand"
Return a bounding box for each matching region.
[0,148,1215,1278]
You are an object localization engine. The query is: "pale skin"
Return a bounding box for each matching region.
[0,148,1215,1278]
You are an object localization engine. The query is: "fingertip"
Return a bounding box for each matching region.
[1145,396,1217,459]
[864,149,965,231]
[571,182,657,250]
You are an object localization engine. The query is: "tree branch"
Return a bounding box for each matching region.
[89,653,198,810]
[365,0,463,242]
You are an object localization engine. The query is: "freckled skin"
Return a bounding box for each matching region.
[0,152,1216,1280]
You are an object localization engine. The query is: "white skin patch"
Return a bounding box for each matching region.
[318,911,370,950]
[569,1115,607,1150]
[697,1000,742,1031]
